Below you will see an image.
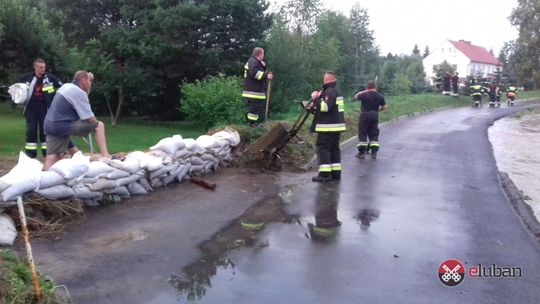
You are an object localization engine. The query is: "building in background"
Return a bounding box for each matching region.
[423,40,500,84]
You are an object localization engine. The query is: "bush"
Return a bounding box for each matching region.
[181,76,245,129]
[390,74,412,95]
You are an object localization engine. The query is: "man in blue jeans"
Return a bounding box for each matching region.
[43,71,111,170]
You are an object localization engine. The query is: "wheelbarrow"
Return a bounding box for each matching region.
[246,101,313,172]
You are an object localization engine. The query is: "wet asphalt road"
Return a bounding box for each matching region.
[171,101,540,303]
[29,101,540,303]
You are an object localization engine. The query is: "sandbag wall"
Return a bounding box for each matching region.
[0,129,241,246]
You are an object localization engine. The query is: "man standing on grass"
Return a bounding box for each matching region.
[309,71,346,182]
[242,47,273,126]
[16,58,63,158]
[43,71,111,170]
[354,80,387,159]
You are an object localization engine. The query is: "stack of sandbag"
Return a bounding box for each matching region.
[0,152,43,202]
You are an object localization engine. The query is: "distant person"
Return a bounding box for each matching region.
[16,58,62,158]
[354,80,387,159]
[506,84,518,106]
[451,72,459,96]
[488,82,500,108]
[43,71,111,170]
[442,72,451,95]
[469,78,483,107]
[496,83,503,104]
[309,71,346,182]
[242,47,273,126]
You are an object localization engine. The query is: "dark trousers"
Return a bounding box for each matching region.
[357,111,380,154]
[246,98,265,123]
[24,101,47,158]
[317,132,341,176]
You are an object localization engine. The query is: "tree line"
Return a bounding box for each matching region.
[1,0,536,122]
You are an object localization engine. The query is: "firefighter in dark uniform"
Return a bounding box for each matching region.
[496,82,503,104]
[488,82,500,108]
[442,72,451,95]
[451,72,459,96]
[506,84,518,106]
[469,78,483,107]
[309,71,346,182]
[354,80,387,159]
[16,58,62,158]
[242,47,273,126]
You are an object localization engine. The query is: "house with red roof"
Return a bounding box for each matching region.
[423,39,501,83]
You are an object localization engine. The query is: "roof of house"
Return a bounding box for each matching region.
[449,40,500,65]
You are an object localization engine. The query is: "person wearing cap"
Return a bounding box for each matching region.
[43,71,111,170]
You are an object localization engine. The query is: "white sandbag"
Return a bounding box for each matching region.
[36,185,75,199]
[101,158,141,174]
[176,163,191,182]
[38,171,66,190]
[127,182,147,196]
[114,174,142,187]
[162,174,177,186]
[50,151,90,180]
[86,161,114,178]
[149,163,177,180]
[0,180,9,193]
[184,139,205,154]
[90,178,118,191]
[190,164,204,174]
[73,185,102,199]
[151,178,164,188]
[196,135,224,149]
[127,151,164,172]
[201,154,218,163]
[105,168,130,179]
[8,83,29,104]
[0,152,43,186]
[212,129,241,147]
[67,177,98,187]
[0,214,17,246]
[203,162,215,174]
[174,149,191,160]
[104,186,130,198]
[190,156,204,166]
[138,178,153,192]
[150,135,185,156]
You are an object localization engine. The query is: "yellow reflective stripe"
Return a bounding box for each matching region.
[255,71,264,80]
[336,97,345,112]
[42,85,55,93]
[312,226,336,237]
[357,142,368,147]
[242,91,266,99]
[247,113,259,121]
[320,101,329,112]
[25,146,38,150]
[331,163,341,171]
[315,123,346,132]
[319,165,332,172]
[244,63,249,78]
[40,144,47,149]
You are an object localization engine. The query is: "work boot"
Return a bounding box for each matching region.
[371,152,378,159]
[312,172,332,182]
[331,171,341,181]
[356,153,366,159]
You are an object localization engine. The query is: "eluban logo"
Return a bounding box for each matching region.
[438,259,465,286]
[438,259,523,287]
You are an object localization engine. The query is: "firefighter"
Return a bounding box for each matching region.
[354,80,387,159]
[309,71,346,182]
[451,72,459,96]
[496,83,503,104]
[16,58,62,158]
[242,47,273,126]
[488,82,499,108]
[442,72,451,95]
[469,78,483,107]
[506,84,518,106]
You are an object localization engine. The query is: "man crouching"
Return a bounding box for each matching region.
[43,71,111,170]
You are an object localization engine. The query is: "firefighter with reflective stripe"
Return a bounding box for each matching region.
[506,84,518,106]
[242,47,273,126]
[308,183,341,241]
[354,80,387,159]
[469,78,483,107]
[16,58,62,158]
[309,71,346,182]
[488,82,500,108]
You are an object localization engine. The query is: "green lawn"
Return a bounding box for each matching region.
[0,103,205,158]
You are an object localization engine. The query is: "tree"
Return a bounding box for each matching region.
[279,0,322,37]
[406,61,427,93]
[509,0,540,89]
[412,44,421,56]
[378,60,398,93]
[390,74,412,95]
[423,46,431,58]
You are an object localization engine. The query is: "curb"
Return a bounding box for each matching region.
[498,171,540,242]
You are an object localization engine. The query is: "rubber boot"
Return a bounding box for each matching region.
[356,145,367,159]
[331,171,341,181]
[312,172,332,182]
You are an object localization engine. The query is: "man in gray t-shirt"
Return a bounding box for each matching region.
[43,71,111,170]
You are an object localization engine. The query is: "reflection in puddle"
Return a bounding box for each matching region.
[354,209,381,231]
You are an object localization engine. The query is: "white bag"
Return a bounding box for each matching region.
[86,161,114,178]
[114,174,142,187]
[73,185,102,199]
[0,180,11,193]
[0,152,43,201]
[105,168,130,179]
[212,128,241,147]
[38,171,66,190]
[8,83,29,104]
[174,149,191,160]
[127,182,147,196]
[196,135,222,149]
[0,214,17,246]
[137,178,153,192]
[184,139,204,154]
[36,185,75,199]
[149,135,185,156]
[176,163,191,182]
[50,151,90,180]
[104,186,131,198]
[90,178,118,191]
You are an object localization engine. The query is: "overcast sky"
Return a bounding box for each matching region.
[271,0,519,56]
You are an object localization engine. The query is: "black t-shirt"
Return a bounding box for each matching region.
[357,90,386,112]
[30,76,44,103]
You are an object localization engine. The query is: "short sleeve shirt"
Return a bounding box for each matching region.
[44,83,94,136]
[357,90,386,112]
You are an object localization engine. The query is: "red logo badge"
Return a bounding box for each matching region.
[438,259,465,286]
